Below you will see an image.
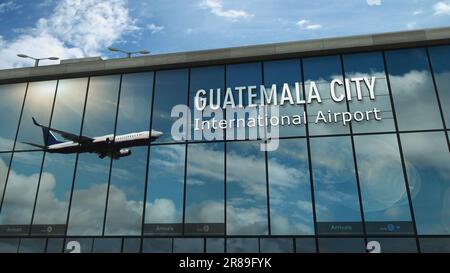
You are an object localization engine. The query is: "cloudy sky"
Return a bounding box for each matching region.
[0,0,449,69]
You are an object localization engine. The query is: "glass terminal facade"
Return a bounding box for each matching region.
[0,44,449,253]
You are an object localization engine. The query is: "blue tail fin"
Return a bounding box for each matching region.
[33,117,62,146]
[42,127,62,146]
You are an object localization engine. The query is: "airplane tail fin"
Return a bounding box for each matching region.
[32,117,62,146]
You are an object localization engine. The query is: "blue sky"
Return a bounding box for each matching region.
[0,0,449,69]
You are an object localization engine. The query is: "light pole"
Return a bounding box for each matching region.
[107,47,150,58]
[17,54,59,67]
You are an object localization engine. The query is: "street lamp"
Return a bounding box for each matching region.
[17,54,59,67]
[108,47,150,58]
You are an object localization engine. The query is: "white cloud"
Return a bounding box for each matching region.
[434,1,450,15]
[37,0,139,56]
[366,0,382,6]
[37,0,55,8]
[0,33,84,69]
[0,0,138,69]
[297,19,322,30]
[413,9,423,15]
[200,0,253,20]
[145,198,178,223]
[185,200,224,223]
[226,205,268,235]
[0,1,19,13]
[147,23,165,34]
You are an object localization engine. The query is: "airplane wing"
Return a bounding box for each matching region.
[32,117,94,143]
[21,142,47,150]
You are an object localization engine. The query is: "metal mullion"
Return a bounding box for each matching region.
[223,64,228,252]
[29,79,60,235]
[63,76,92,239]
[425,47,450,153]
[140,71,158,253]
[261,61,271,236]
[181,68,191,236]
[102,74,124,236]
[340,54,368,247]
[0,82,29,212]
[300,58,319,252]
[382,50,421,253]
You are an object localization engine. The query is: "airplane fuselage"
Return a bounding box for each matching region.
[45,130,160,158]
[24,117,163,159]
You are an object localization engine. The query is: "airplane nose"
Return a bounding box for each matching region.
[151,130,163,138]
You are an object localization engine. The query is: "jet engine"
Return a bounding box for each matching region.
[118,149,132,157]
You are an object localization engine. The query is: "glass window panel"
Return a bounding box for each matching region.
[318,238,366,253]
[0,83,26,151]
[15,81,57,150]
[46,238,64,253]
[419,238,450,253]
[151,69,189,143]
[0,151,44,235]
[260,238,293,253]
[32,78,88,236]
[105,72,154,236]
[173,238,204,253]
[303,56,350,136]
[0,82,57,234]
[267,138,314,235]
[295,238,317,253]
[226,62,263,140]
[189,66,225,142]
[49,78,88,132]
[0,153,12,206]
[264,59,306,137]
[105,148,147,235]
[122,238,141,253]
[227,141,268,235]
[64,238,93,253]
[144,144,185,235]
[206,238,224,253]
[67,153,111,236]
[115,73,154,135]
[31,154,76,236]
[185,142,224,235]
[343,52,395,133]
[92,238,122,253]
[310,136,363,235]
[385,48,443,130]
[142,238,172,253]
[429,45,450,127]
[400,132,450,235]
[0,238,19,253]
[226,238,258,253]
[18,238,46,253]
[80,75,120,137]
[67,75,120,236]
[354,134,413,235]
[226,62,262,102]
[367,238,417,253]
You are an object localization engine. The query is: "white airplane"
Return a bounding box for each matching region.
[22,117,163,159]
